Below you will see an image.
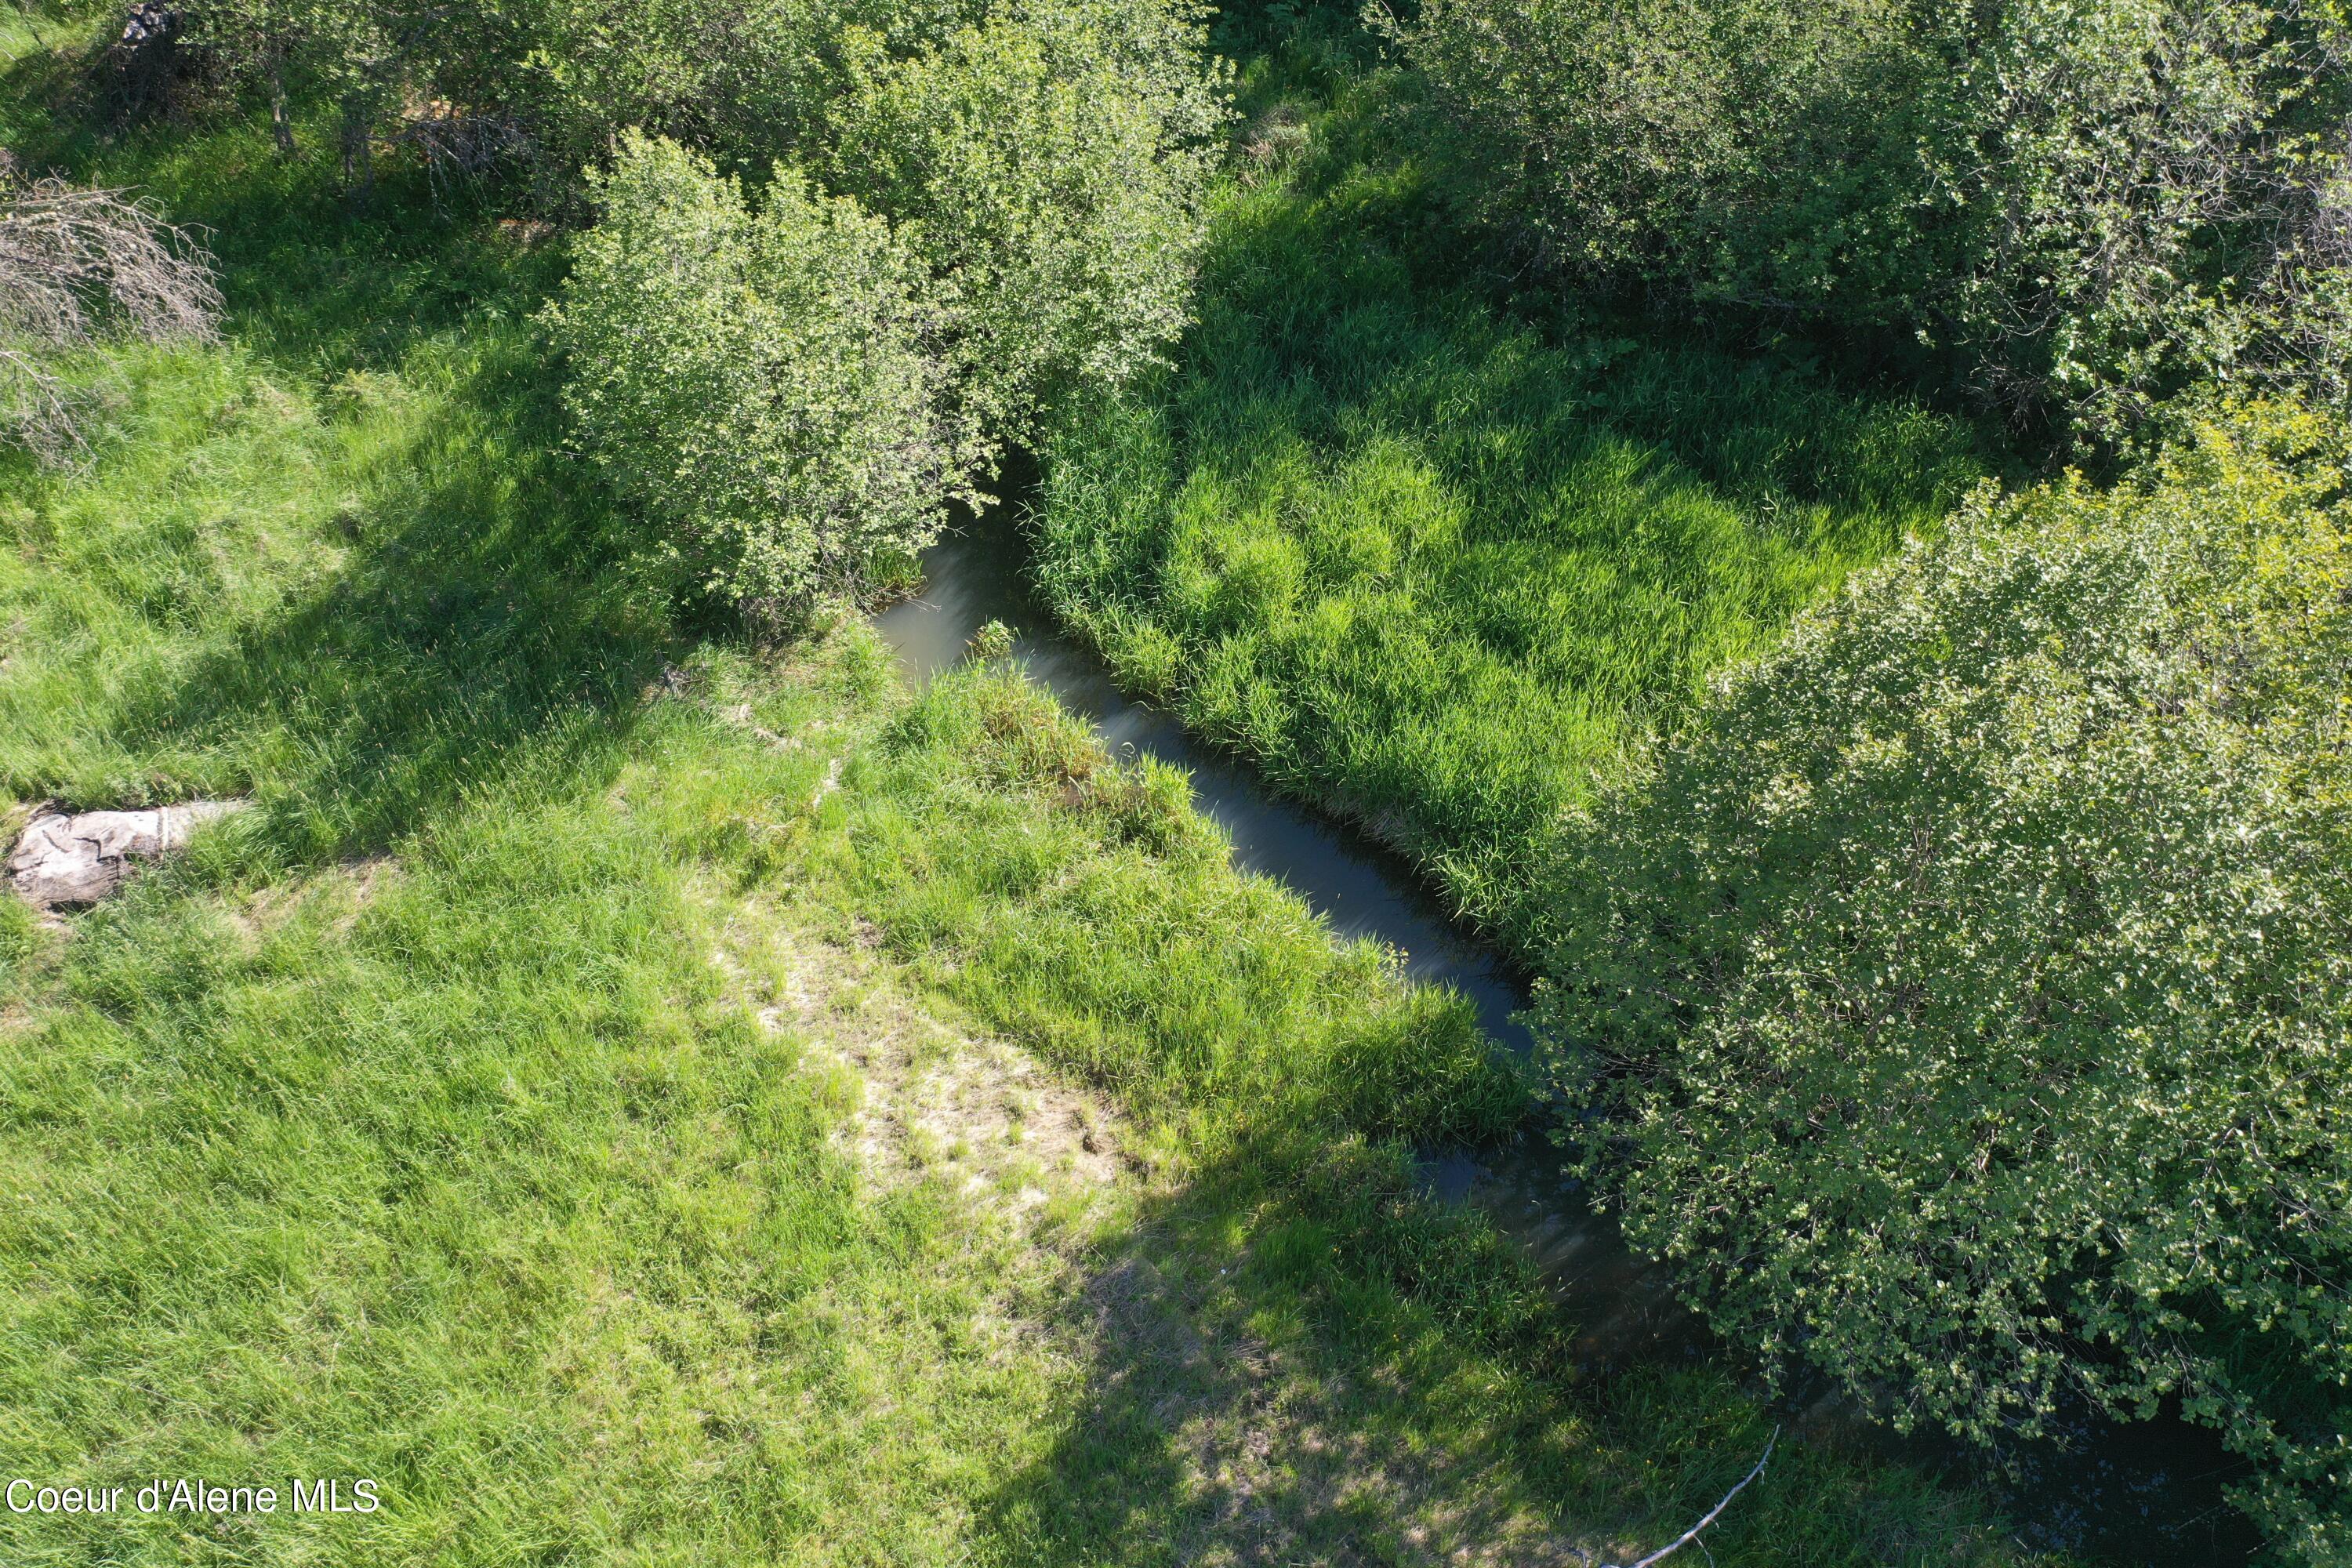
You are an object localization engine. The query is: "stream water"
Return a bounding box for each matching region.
[872,508,2263,1564]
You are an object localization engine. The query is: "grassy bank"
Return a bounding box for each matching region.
[1,13,2044,1565]
[1029,13,1991,952]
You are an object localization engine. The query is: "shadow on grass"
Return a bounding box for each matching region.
[0,47,695,855]
[104,320,678,858]
[977,1127,2022,1568]
[1,31,561,378]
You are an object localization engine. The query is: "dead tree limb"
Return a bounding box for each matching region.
[1601,1428,1780,1568]
[0,175,220,463]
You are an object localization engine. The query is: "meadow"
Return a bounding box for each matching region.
[1030,16,1993,950]
[0,9,2060,1563]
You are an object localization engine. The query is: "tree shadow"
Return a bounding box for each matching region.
[2,32,558,382]
[976,1127,2008,1568]
[0,56,681,856]
[978,1102,2273,1566]
[95,297,677,860]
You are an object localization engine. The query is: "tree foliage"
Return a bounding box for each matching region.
[189,0,1225,613]
[541,133,982,618]
[1396,0,2352,440]
[525,0,1222,613]
[818,0,1226,434]
[1532,400,2352,1563]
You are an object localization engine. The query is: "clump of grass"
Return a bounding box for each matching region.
[1031,53,1989,953]
[795,659,1523,1144]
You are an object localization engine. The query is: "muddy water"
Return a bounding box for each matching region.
[872,507,2261,1563]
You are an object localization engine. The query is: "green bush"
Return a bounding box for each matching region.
[1533,400,2352,1562]
[194,0,1224,506]
[542,132,982,618]
[818,0,1229,434]
[1392,0,1933,305]
[1396,0,2352,440]
[505,0,963,178]
[524,0,1229,438]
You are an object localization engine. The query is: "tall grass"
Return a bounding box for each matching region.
[1032,49,1990,952]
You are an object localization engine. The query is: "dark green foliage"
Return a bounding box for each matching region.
[1397,0,2352,440]
[1534,400,2352,1564]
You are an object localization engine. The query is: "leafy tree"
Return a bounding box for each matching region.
[1396,0,2352,441]
[190,0,1222,444]
[1532,399,2352,1563]
[816,0,1228,435]
[186,0,401,172]
[542,132,984,619]
[523,0,1228,437]
[508,0,968,178]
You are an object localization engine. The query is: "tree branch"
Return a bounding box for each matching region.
[1602,1428,1779,1568]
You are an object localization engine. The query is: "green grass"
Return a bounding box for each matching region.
[1030,19,1991,952]
[0,13,2051,1565]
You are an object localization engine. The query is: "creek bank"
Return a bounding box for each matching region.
[871,504,2261,1563]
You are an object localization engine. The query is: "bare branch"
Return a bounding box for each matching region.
[0,176,222,347]
[0,343,88,465]
[1600,1428,1779,1568]
[0,175,220,463]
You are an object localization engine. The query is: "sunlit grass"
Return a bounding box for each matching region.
[1033,53,1990,953]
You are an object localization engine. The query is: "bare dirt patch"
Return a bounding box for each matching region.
[724,916,1126,1218]
[708,904,1586,1565]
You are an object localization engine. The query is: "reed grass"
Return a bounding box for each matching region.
[1032,34,1991,952]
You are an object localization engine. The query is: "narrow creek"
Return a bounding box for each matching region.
[872,505,2262,1565]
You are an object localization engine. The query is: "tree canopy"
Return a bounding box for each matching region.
[1535,399,2352,1561]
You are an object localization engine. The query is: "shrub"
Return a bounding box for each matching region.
[1392,0,1935,303]
[542,132,983,619]
[1396,0,2352,441]
[190,0,1222,459]
[0,174,220,463]
[1532,400,2352,1561]
[818,0,1229,434]
[506,0,967,179]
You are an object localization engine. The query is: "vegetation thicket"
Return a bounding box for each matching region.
[1534,397,2352,1562]
[1398,0,2352,440]
[1032,26,1985,953]
[812,0,1228,437]
[541,0,1222,611]
[542,134,982,616]
[163,0,1229,612]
